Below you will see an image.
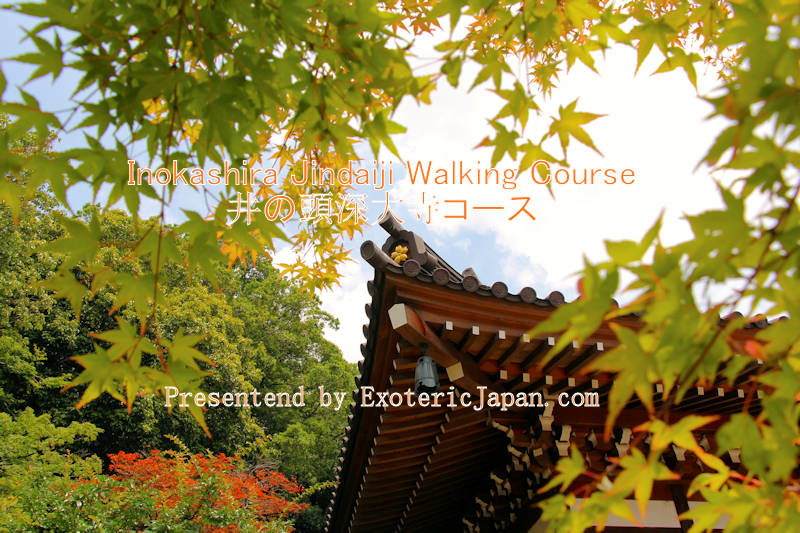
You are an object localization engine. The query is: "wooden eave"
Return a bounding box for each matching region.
[325,213,770,533]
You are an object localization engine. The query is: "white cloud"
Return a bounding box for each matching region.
[383,44,730,291]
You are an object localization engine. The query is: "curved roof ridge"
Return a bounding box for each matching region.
[363,211,782,328]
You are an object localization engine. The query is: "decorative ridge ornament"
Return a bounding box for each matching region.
[390,244,408,264]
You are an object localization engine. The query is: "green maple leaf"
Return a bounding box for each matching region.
[40,270,88,318]
[612,449,679,517]
[161,328,212,370]
[66,346,125,408]
[42,214,101,269]
[539,446,586,493]
[90,318,156,365]
[547,99,604,156]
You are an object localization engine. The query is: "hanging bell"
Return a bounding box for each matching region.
[414,345,440,395]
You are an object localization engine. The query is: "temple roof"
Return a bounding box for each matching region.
[359,212,774,329]
[325,213,768,533]
[360,212,568,308]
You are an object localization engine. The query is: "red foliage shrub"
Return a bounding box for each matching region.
[107,450,308,529]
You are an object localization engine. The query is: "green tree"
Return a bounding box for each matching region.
[0,408,102,531]
[0,183,356,487]
[0,181,354,532]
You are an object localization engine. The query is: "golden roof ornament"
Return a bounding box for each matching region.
[390,244,408,264]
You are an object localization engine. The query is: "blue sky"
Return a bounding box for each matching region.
[2,9,738,362]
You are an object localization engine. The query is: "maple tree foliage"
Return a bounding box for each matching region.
[1,0,799,530]
[106,450,308,526]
